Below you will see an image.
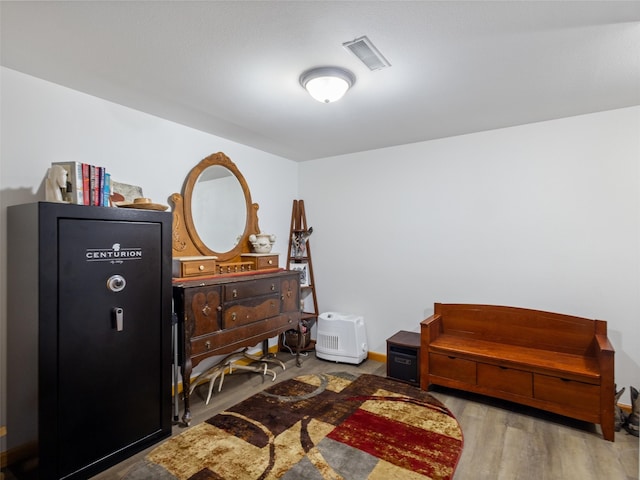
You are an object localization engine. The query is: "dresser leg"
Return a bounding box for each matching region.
[181,361,192,426]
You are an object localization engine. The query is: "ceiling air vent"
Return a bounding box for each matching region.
[342,36,391,71]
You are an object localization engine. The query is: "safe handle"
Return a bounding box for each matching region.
[112,307,124,331]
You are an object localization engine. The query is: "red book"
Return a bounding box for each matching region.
[89,165,96,205]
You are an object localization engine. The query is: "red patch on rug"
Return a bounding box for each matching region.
[327,406,462,478]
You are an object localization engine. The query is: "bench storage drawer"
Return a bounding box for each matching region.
[430,353,476,384]
[534,374,600,413]
[477,363,532,397]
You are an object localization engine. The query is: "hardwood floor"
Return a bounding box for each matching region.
[437,385,638,480]
[95,353,638,480]
[5,352,638,479]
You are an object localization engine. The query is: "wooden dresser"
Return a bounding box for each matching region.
[173,269,300,424]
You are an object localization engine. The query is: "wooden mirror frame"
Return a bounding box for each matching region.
[170,152,260,263]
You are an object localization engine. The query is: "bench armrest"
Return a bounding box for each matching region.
[594,332,615,440]
[595,334,614,355]
[420,313,442,390]
[421,313,441,326]
[594,333,615,379]
[420,313,442,344]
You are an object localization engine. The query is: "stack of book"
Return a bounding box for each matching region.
[52,161,111,206]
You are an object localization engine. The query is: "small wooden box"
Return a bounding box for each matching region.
[172,256,217,278]
[241,253,279,270]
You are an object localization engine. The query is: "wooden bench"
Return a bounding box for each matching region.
[420,303,615,441]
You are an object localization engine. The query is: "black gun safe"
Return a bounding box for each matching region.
[7,202,172,479]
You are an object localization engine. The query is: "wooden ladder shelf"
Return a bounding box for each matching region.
[286,199,318,352]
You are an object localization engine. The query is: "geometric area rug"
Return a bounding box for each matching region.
[124,372,464,480]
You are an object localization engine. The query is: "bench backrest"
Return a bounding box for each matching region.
[435,303,605,356]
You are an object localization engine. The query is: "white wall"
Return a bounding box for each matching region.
[300,106,640,393]
[2,65,639,455]
[0,67,299,449]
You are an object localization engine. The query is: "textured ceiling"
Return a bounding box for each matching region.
[1,1,639,161]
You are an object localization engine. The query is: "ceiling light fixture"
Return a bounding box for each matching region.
[299,67,355,103]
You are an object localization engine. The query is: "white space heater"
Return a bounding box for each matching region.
[316,312,368,364]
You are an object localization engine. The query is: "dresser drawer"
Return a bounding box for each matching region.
[222,295,281,328]
[429,353,476,384]
[191,334,219,357]
[241,254,279,270]
[477,363,532,397]
[173,256,217,277]
[534,374,600,412]
[280,277,300,313]
[188,288,221,336]
[256,255,278,269]
[192,314,297,359]
[224,278,279,301]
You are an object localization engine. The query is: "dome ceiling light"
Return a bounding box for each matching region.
[299,66,355,104]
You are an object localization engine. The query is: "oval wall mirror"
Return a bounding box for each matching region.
[190,164,246,253]
[171,152,260,263]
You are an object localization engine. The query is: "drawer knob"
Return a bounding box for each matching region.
[268,259,273,265]
[271,283,276,291]
[231,313,237,321]
[198,264,205,271]
[205,341,211,350]
[202,304,211,316]
[232,289,238,298]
